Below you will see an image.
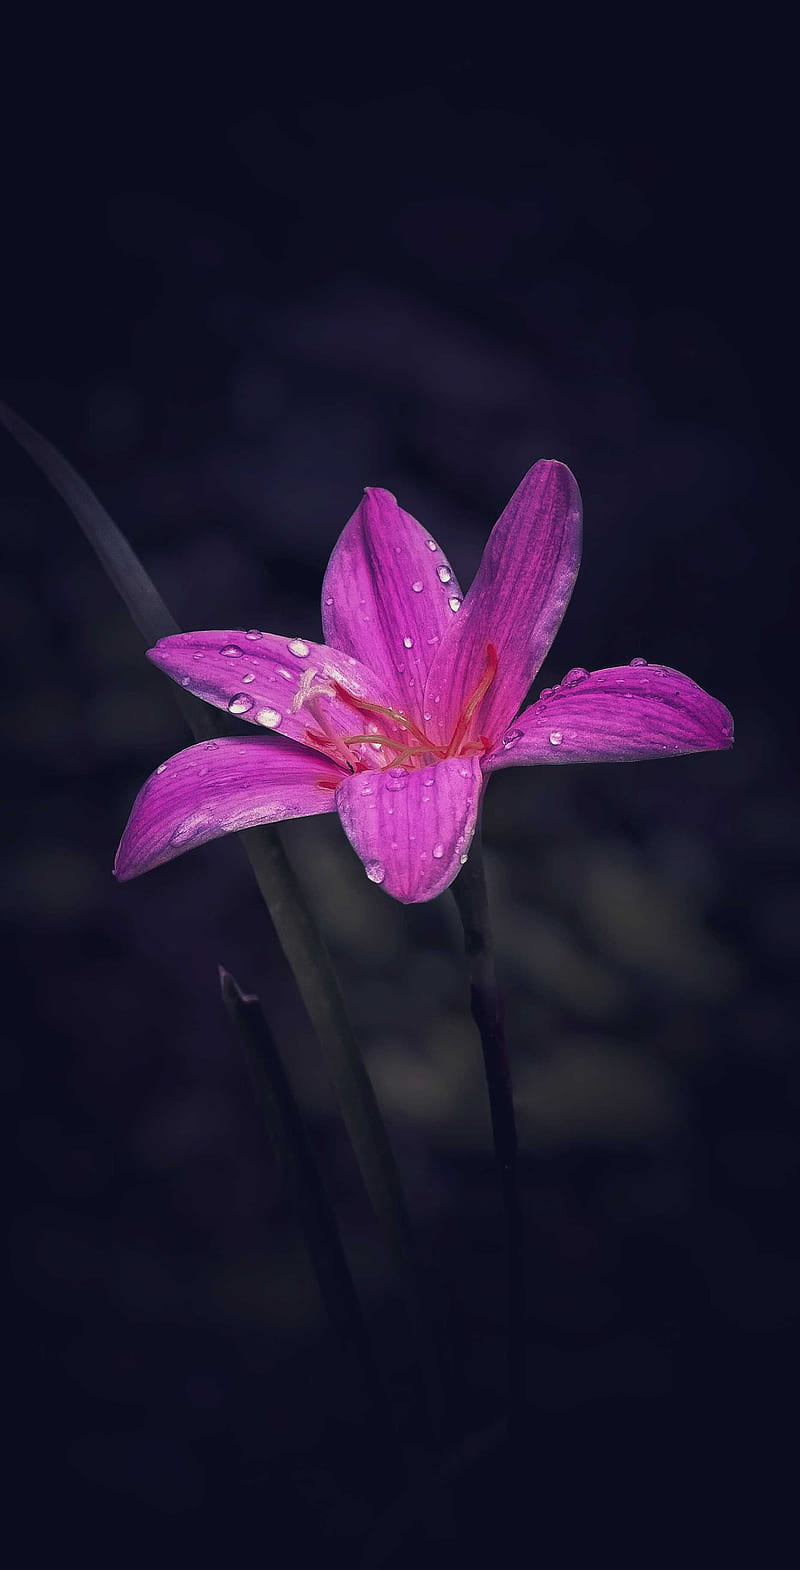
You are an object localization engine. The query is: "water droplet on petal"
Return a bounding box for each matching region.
[180,675,191,687]
[361,783,373,796]
[425,538,437,551]
[436,565,452,584]
[432,843,444,859]
[422,776,435,786]
[460,853,468,865]
[242,672,256,683]
[324,595,334,606]
[256,708,281,728]
[562,666,589,687]
[448,596,462,613]
[288,639,310,657]
[228,694,254,715]
[403,636,413,649]
[630,656,648,667]
[193,651,204,661]
[156,762,168,774]
[365,860,386,884]
[384,768,409,792]
[203,741,218,751]
[411,580,424,593]
[278,668,293,681]
[502,728,523,749]
[549,730,563,746]
[221,644,243,657]
[539,686,554,700]
[426,634,440,646]
[244,629,263,640]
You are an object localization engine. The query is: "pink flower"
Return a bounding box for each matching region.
[115,462,733,902]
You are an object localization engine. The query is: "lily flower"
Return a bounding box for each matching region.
[115,462,733,902]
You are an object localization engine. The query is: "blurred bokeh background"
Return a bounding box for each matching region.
[3,16,796,1562]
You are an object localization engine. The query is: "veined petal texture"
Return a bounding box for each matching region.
[424,461,581,748]
[335,754,483,903]
[114,735,343,879]
[321,487,463,715]
[483,664,734,771]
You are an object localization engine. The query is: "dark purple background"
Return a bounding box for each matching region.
[4,23,796,1561]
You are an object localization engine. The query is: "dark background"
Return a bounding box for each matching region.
[4,17,797,1563]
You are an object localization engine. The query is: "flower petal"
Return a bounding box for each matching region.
[423,461,582,749]
[483,664,734,771]
[147,630,395,766]
[335,756,483,904]
[321,488,463,716]
[114,735,344,879]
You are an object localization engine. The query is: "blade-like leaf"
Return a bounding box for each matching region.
[1,403,446,1441]
[220,966,396,1440]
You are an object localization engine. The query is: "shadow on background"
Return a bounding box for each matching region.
[3,17,796,1562]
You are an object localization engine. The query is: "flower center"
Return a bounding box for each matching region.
[314,643,498,773]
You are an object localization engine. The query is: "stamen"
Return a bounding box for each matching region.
[332,683,431,750]
[447,643,498,756]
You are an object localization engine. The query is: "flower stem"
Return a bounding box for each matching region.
[451,815,525,1444]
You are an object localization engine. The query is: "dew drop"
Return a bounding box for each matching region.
[242,672,256,683]
[288,639,310,658]
[432,843,444,859]
[180,675,191,687]
[256,708,281,728]
[459,766,470,777]
[562,666,589,687]
[193,651,204,661]
[436,565,452,584]
[411,580,424,593]
[365,860,386,885]
[425,538,437,551]
[396,662,405,674]
[203,741,218,751]
[228,693,254,715]
[244,629,263,640]
[460,853,469,865]
[448,596,462,613]
[548,730,563,746]
[278,668,293,681]
[221,644,243,657]
[361,783,373,796]
[324,595,334,606]
[156,762,168,774]
[422,776,435,786]
[403,636,413,649]
[629,656,648,667]
[502,728,523,749]
[539,686,554,700]
[384,768,409,792]
[426,634,440,646]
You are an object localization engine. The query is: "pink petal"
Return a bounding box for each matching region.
[423,461,582,749]
[114,735,343,880]
[482,664,734,772]
[147,630,394,766]
[321,488,463,717]
[335,756,483,904]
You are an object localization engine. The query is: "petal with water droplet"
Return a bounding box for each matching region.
[335,755,483,903]
[483,665,733,771]
[147,630,390,759]
[424,461,582,748]
[321,488,463,719]
[114,736,345,879]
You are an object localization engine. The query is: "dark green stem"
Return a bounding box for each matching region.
[451,816,525,1443]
